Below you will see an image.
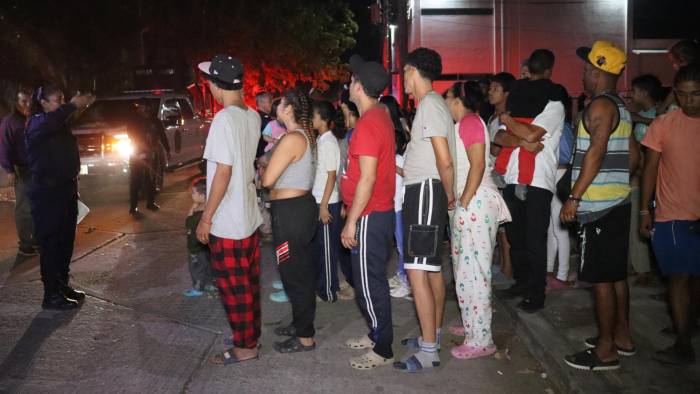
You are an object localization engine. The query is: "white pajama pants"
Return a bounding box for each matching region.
[451,186,511,347]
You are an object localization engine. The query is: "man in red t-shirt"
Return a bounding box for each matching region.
[340,54,396,370]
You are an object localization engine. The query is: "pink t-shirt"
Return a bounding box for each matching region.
[459,113,486,150]
[641,109,700,222]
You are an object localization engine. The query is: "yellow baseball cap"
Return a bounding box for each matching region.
[576,41,627,75]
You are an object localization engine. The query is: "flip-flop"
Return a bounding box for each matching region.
[274,324,297,337]
[209,349,259,365]
[273,337,315,353]
[451,344,497,360]
[272,280,284,290]
[584,337,637,357]
[222,338,263,348]
[393,354,440,373]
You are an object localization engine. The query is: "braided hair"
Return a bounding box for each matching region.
[283,89,316,153]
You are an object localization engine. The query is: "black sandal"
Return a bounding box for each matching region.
[273,337,315,353]
[564,349,620,371]
[274,324,297,337]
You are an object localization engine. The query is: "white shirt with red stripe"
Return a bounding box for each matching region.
[501,101,564,192]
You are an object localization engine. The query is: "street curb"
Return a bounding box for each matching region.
[495,298,615,394]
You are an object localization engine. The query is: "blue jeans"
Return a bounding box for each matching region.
[394,210,408,284]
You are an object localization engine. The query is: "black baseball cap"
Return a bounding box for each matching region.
[198,54,244,90]
[349,54,389,97]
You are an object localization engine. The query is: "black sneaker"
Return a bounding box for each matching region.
[146,203,160,211]
[564,349,620,371]
[62,285,86,302]
[659,324,700,338]
[652,344,696,366]
[18,246,38,256]
[42,294,79,311]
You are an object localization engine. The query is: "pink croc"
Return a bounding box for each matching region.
[448,325,466,336]
[451,344,497,360]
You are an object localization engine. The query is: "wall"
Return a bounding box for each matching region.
[406,0,677,97]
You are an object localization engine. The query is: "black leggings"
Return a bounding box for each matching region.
[270,194,319,338]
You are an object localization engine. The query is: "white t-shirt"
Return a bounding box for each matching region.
[502,101,564,192]
[312,131,340,204]
[402,91,454,185]
[394,154,405,212]
[203,106,263,240]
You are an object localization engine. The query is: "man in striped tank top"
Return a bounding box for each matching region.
[561,41,640,371]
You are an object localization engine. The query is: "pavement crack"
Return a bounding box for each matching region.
[181,334,217,394]
[71,232,126,263]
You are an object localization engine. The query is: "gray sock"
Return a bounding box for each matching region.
[411,341,440,369]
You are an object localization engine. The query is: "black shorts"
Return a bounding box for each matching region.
[402,179,448,272]
[579,203,631,283]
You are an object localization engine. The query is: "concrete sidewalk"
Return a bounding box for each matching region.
[497,281,700,393]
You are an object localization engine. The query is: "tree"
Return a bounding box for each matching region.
[0,0,357,111]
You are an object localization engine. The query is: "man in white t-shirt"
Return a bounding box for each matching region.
[493,49,564,313]
[195,54,263,365]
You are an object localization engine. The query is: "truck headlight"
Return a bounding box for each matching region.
[111,133,133,158]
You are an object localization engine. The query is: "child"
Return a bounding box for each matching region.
[311,100,342,302]
[184,177,215,297]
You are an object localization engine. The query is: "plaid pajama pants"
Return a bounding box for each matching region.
[209,232,261,349]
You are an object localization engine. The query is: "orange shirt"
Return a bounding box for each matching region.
[642,109,700,222]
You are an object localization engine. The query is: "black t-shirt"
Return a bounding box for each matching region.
[185,210,208,254]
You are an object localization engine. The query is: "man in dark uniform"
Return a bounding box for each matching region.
[128,100,170,214]
[25,87,94,310]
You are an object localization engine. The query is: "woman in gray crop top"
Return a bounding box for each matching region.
[261,89,319,354]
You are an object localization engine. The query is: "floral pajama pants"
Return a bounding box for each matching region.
[451,187,510,347]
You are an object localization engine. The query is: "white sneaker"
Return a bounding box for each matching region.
[388,275,402,289]
[390,282,412,299]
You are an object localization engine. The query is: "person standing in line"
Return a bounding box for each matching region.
[262,89,318,354]
[492,49,565,313]
[336,92,360,300]
[394,47,456,373]
[0,87,36,256]
[628,74,663,287]
[546,95,575,289]
[445,81,511,360]
[340,55,396,370]
[487,72,516,279]
[26,86,94,310]
[195,54,263,365]
[640,64,700,366]
[379,95,412,300]
[561,41,638,371]
[255,91,273,159]
[311,100,342,303]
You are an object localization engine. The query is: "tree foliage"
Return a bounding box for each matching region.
[0,0,357,111]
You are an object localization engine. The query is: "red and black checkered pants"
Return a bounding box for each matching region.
[209,232,261,349]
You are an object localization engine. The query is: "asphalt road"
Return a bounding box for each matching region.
[0,166,558,394]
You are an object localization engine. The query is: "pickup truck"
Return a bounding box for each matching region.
[71,90,209,189]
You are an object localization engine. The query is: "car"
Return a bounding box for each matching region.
[71,90,210,189]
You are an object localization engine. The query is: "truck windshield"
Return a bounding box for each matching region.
[74,98,160,127]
